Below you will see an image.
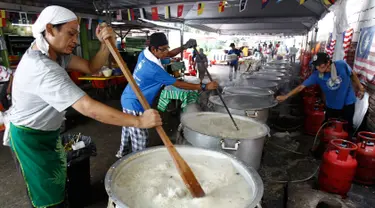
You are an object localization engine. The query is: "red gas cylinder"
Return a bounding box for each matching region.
[354,131,375,185]
[300,50,305,62]
[302,52,311,67]
[300,65,311,80]
[302,85,320,97]
[322,119,349,147]
[318,139,358,197]
[304,104,325,135]
[303,96,318,114]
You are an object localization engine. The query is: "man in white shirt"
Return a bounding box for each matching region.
[289,45,298,63]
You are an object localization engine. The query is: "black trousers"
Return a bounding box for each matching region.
[325,103,355,140]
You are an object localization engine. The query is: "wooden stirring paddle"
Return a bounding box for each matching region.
[102,28,205,198]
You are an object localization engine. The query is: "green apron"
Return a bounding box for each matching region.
[9,123,66,208]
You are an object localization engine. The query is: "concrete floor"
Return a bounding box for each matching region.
[1,64,374,208]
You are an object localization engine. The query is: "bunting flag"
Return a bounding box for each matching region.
[261,0,270,9]
[177,4,184,18]
[116,10,122,20]
[0,10,6,27]
[127,9,135,21]
[239,0,247,12]
[151,7,159,20]
[300,0,308,5]
[139,8,146,19]
[165,6,171,19]
[218,1,225,13]
[343,28,354,60]
[86,18,92,30]
[197,3,205,15]
[353,26,375,84]
[323,0,335,6]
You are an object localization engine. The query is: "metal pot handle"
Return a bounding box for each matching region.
[245,110,258,118]
[220,140,240,151]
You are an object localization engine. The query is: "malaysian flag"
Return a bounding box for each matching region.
[325,33,336,58]
[353,26,375,84]
[343,28,354,60]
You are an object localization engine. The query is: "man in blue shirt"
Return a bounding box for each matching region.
[276,52,365,139]
[117,33,218,157]
[228,43,242,81]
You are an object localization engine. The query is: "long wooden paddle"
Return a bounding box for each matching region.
[103,29,205,198]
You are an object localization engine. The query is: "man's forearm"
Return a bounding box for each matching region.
[168,47,184,57]
[286,85,305,98]
[351,72,364,90]
[88,44,110,74]
[173,80,201,90]
[73,95,141,128]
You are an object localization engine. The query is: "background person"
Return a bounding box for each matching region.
[194,48,208,82]
[289,45,298,63]
[276,52,365,139]
[227,43,242,81]
[119,33,218,157]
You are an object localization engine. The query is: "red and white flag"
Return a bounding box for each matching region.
[353,26,375,84]
[116,10,122,20]
[325,33,336,58]
[343,28,354,61]
[86,18,92,30]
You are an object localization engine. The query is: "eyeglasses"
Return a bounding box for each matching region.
[157,47,170,52]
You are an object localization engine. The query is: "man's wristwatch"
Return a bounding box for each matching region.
[201,83,207,91]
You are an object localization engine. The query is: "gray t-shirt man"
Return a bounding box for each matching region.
[8,48,86,131]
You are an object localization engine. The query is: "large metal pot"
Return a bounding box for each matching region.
[208,94,278,123]
[223,86,274,99]
[264,63,288,69]
[235,79,279,92]
[181,112,270,170]
[243,74,282,82]
[254,71,285,77]
[261,69,287,73]
[105,146,264,208]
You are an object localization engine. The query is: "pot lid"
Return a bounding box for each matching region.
[181,112,270,140]
[254,71,285,77]
[243,74,282,81]
[236,79,279,89]
[223,86,274,96]
[209,94,278,110]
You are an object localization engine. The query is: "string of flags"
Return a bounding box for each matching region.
[0,10,6,27]
[197,3,205,16]
[111,0,336,23]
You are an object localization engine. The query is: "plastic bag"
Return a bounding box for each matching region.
[61,133,97,165]
[353,92,369,131]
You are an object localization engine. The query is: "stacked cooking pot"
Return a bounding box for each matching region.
[209,88,277,123]
[180,84,277,171]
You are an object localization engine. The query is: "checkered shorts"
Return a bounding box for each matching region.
[116,109,149,158]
